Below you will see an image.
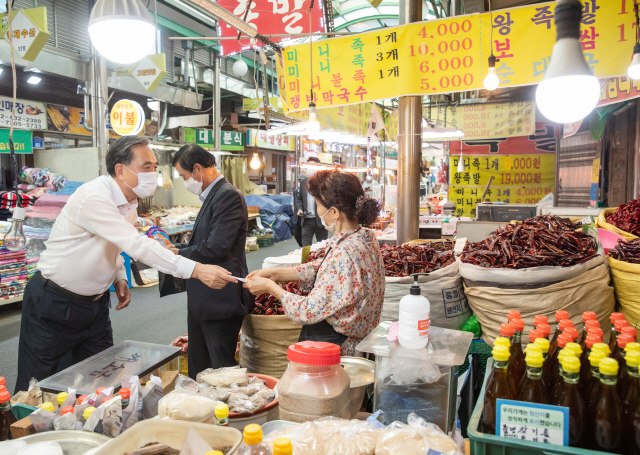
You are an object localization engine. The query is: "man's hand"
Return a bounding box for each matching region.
[114,280,131,311]
[297,209,305,216]
[247,269,274,280]
[192,263,237,289]
[168,245,180,255]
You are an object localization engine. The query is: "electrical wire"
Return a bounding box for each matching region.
[6,0,21,207]
[635,1,640,46]
[489,0,494,55]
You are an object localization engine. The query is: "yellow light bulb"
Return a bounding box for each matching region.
[484,67,500,91]
[249,153,261,170]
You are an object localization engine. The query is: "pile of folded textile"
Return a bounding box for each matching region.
[19,166,67,192]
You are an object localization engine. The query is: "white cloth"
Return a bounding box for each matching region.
[38,176,196,296]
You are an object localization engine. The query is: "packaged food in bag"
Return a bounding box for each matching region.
[141,375,163,419]
[102,396,123,437]
[28,407,56,432]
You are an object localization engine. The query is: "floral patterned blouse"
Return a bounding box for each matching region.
[281,228,385,356]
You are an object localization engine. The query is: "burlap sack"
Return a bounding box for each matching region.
[597,208,638,242]
[239,314,302,378]
[382,261,471,330]
[464,263,615,346]
[608,256,640,328]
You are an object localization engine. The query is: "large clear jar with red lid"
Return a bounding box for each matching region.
[278,341,351,423]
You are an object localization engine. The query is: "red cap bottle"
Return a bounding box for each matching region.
[60,406,74,415]
[564,327,579,342]
[618,334,636,349]
[611,312,625,322]
[529,329,544,343]
[586,333,603,349]
[615,319,631,332]
[585,320,601,330]
[0,391,9,403]
[534,315,549,327]
[511,318,525,332]
[622,326,638,341]
[537,324,551,338]
[582,311,597,322]
[556,310,570,321]
[500,323,515,338]
[559,319,575,332]
[558,333,573,348]
[588,327,604,339]
[508,311,522,322]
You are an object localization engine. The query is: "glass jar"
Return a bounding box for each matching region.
[278,341,351,423]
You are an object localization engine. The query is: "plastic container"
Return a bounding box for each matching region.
[469,358,593,455]
[238,423,272,455]
[398,273,431,349]
[92,419,242,455]
[278,341,351,423]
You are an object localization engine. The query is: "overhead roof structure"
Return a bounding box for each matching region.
[332,0,445,33]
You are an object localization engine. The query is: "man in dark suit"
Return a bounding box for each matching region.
[171,144,252,377]
[296,158,328,246]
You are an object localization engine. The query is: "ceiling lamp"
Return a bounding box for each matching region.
[307,103,321,133]
[89,0,156,64]
[628,3,640,79]
[535,0,600,124]
[249,153,261,170]
[484,55,500,91]
[233,60,249,77]
[423,122,464,139]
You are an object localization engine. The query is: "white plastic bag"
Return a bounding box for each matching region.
[317,418,381,455]
[83,405,104,433]
[0,440,27,455]
[88,387,113,408]
[121,375,141,431]
[28,407,57,432]
[197,366,248,387]
[377,355,441,385]
[157,389,218,422]
[375,413,463,455]
[15,442,63,455]
[180,426,215,455]
[263,421,320,455]
[53,412,76,431]
[141,375,163,419]
[102,396,123,437]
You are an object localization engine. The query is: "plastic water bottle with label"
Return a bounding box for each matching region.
[398,273,431,349]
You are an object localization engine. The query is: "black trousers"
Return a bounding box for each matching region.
[187,310,245,380]
[15,273,113,393]
[301,218,328,246]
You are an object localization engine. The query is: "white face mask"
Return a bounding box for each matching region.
[123,166,157,199]
[320,208,337,231]
[184,173,203,196]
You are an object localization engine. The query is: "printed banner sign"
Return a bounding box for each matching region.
[0,129,32,153]
[450,154,555,188]
[0,96,46,130]
[497,399,569,446]
[425,101,535,140]
[597,76,640,107]
[243,97,279,111]
[216,0,323,56]
[279,1,631,112]
[47,104,90,135]
[247,129,296,151]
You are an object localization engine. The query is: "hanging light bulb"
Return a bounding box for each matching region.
[535,0,600,124]
[4,206,26,251]
[307,102,321,133]
[629,47,640,80]
[89,0,156,64]
[484,55,500,91]
[457,152,466,173]
[250,153,261,170]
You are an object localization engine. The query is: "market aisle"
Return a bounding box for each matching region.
[0,238,299,395]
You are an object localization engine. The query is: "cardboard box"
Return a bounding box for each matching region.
[10,416,36,439]
[139,369,179,395]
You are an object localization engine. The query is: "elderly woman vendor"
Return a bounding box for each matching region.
[245,170,385,355]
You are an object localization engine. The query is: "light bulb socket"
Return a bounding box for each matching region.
[555,0,583,41]
[488,55,496,68]
[12,206,26,220]
[634,43,640,55]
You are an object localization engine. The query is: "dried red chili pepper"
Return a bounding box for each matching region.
[380,241,455,277]
[605,197,640,236]
[250,282,310,315]
[609,238,640,264]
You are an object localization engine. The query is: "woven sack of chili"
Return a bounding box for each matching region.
[382,261,472,330]
[239,314,302,378]
[597,208,638,242]
[608,256,640,327]
[462,261,615,346]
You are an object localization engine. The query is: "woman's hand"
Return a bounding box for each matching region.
[247,269,274,280]
[244,276,278,296]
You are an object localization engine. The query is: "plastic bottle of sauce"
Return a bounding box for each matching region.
[215,403,229,426]
[517,351,547,405]
[622,351,640,455]
[564,326,579,344]
[594,358,623,452]
[398,274,430,349]
[615,335,637,398]
[537,323,551,341]
[79,406,96,428]
[556,356,585,447]
[273,438,293,455]
[581,320,601,351]
[60,406,74,416]
[40,402,54,412]
[56,392,68,413]
[584,350,608,448]
[510,318,526,390]
[609,313,626,352]
[580,333,603,400]
[518,343,543,394]
[579,312,597,344]
[494,337,517,392]
[507,311,521,323]
[624,326,638,341]
[481,345,515,435]
[533,337,552,392]
[239,424,273,455]
[549,333,573,389]
[119,388,130,409]
[0,391,16,441]
[549,310,569,357]
[551,347,572,404]
[613,319,632,360]
[77,395,88,406]
[534,315,549,333]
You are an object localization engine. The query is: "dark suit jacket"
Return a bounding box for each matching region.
[178,177,253,320]
[296,175,322,227]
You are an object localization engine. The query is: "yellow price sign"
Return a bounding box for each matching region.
[450,154,555,188]
[450,185,554,217]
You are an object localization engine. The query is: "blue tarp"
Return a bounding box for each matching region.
[245,194,283,217]
[265,194,294,217]
[244,194,292,242]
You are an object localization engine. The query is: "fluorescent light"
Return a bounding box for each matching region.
[423,125,464,139]
[27,76,41,84]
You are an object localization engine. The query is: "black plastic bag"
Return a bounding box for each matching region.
[158,272,186,297]
[458,352,484,438]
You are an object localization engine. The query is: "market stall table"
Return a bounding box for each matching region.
[35,340,180,397]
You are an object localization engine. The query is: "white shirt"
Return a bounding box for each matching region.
[305,191,316,218]
[38,176,196,296]
[199,174,223,203]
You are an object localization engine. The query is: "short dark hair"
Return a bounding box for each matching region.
[307,156,320,164]
[307,170,380,227]
[172,144,216,172]
[106,136,150,176]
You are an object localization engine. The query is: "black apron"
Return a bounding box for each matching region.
[297,229,360,349]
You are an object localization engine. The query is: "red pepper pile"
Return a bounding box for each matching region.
[306,248,327,262]
[460,215,598,269]
[381,241,456,277]
[251,282,309,315]
[605,197,640,236]
[609,238,640,264]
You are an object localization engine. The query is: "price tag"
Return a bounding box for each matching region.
[577,215,594,225]
[454,237,467,255]
[496,399,569,446]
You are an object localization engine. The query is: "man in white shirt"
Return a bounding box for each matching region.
[15,136,236,393]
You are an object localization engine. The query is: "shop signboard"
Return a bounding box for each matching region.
[425,101,535,140]
[279,1,630,112]
[184,128,244,150]
[597,76,640,107]
[196,129,214,147]
[562,119,583,139]
[133,54,167,92]
[0,96,46,130]
[449,122,559,217]
[110,100,145,136]
[0,7,51,61]
[247,129,295,151]
[32,136,43,149]
[289,103,373,137]
[47,104,90,135]
[220,130,244,150]
[0,129,32,153]
[243,97,279,112]
[216,0,323,56]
